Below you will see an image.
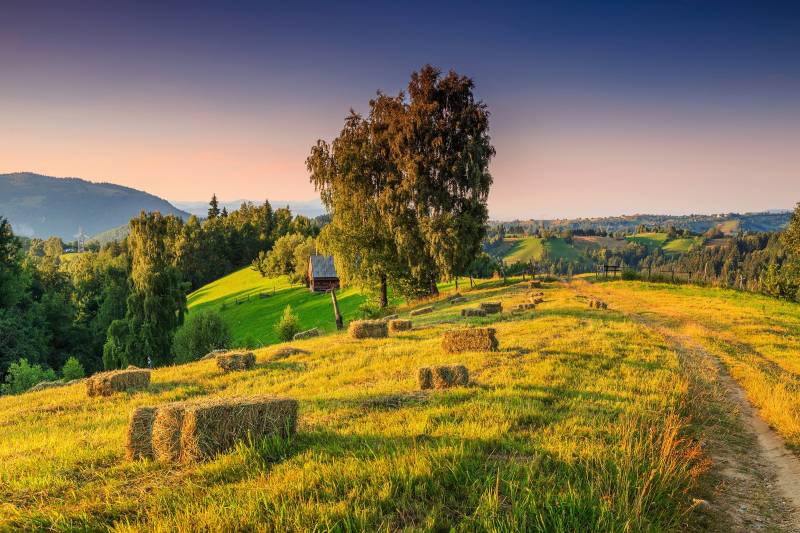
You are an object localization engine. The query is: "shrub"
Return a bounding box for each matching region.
[622,269,640,281]
[172,310,231,364]
[1,358,57,394]
[61,356,85,381]
[275,305,300,342]
[358,300,383,319]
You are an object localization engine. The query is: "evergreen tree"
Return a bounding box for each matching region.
[208,194,221,219]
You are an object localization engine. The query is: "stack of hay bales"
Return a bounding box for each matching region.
[126,395,299,463]
[479,302,502,314]
[349,320,389,339]
[461,308,487,317]
[417,365,469,389]
[293,328,320,340]
[216,352,256,372]
[388,319,412,333]
[442,327,499,353]
[410,306,434,317]
[86,368,151,397]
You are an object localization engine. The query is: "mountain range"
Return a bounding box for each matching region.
[0,172,190,240]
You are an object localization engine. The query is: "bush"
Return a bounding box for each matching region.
[622,269,640,281]
[275,305,300,342]
[61,356,85,381]
[358,300,382,319]
[172,310,231,364]
[1,358,57,394]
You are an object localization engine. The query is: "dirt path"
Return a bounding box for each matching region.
[568,281,800,531]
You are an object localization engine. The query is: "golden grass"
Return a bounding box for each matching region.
[0,279,728,531]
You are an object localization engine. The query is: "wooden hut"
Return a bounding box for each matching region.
[308,255,340,292]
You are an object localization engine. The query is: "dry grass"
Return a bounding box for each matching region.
[86,368,151,397]
[348,320,389,339]
[442,327,499,353]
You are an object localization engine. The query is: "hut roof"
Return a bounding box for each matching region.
[309,255,338,279]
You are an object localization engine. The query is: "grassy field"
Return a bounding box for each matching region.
[662,237,704,254]
[0,278,725,531]
[501,237,584,265]
[582,279,800,453]
[187,267,375,346]
[626,232,669,250]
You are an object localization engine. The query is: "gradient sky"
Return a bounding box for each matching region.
[1,1,799,219]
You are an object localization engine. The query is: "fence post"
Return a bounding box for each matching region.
[330,289,343,330]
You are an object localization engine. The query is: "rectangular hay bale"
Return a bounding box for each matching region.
[479,302,502,314]
[151,402,187,462]
[418,365,469,390]
[388,319,412,333]
[125,406,158,460]
[442,327,499,353]
[86,368,151,397]
[180,396,299,462]
[460,308,487,317]
[216,352,256,372]
[349,319,389,339]
[293,328,320,340]
[409,306,434,316]
[516,303,536,311]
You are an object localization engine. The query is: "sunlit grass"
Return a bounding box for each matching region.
[0,280,711,531]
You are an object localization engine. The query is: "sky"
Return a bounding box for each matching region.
[1,0,799,220]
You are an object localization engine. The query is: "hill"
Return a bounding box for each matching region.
[0,172,190,240]
[187,267,376,346]
[494,211,792,235]
[3,278,799,530]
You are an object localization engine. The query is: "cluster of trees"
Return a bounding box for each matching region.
[307,65,495,304]
[0,198,320,390]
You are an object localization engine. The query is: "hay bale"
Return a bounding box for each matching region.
[151,402,187,462]
[516,303,536,311]
[271,346,309,359]
[28,380,65,393]
[417,365,469,390]
[381,314,399,322]
[125,406,157,460]
[293,328,320,340]
[216,352,256,372]
[201,349,227,361]
[460,308,487,317]
[86,368,151,397]
[442,327,499,353]
[349,319,389,339]
[479,302,502,314]
[180,396,298,462]
[388,319,412,333]
[410,306,434,316]
[529,280,542,288]
[450,297,467,304]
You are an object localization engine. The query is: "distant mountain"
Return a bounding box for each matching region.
[0,172,190,240]
[172,198,325,219]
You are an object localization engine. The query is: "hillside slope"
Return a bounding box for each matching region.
[0,172,189,239]
[4,279,800,530]
[187,267,373,346]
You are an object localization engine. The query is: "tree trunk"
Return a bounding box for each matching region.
[331,289,343,330]
[455,276,459,292]
[429,278,439,296]
[379,274,388,308]
[469,275,474,289]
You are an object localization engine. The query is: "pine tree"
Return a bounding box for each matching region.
[208,194,220,219]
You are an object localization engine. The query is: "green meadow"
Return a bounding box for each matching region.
[3,278,784,531]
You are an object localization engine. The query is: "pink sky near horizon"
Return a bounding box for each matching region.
[3,91,799,220]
